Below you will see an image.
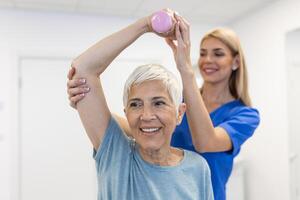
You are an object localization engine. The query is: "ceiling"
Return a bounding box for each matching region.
[0,0,279,24]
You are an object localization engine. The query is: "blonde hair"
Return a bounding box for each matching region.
[201,27,252,106]
[123,64,182,114]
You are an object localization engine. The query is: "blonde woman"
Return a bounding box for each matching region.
[167,25,260,200]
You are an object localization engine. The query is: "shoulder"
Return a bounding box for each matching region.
[105,116,133,137]
[183,150,210,171]
[227,101,260,125]
[93,116,130,159]
[107,116,123,133]
[240,105,260,123]
[104,116,132,144]
[232,100,259,114]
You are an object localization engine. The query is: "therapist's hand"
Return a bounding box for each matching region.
[67,67,89,109]
[165,13,192,73]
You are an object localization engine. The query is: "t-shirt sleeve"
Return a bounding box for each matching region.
[204,164,214,200]
[93,116,132,173]
[200,155,214,200]
[218,107,260,155]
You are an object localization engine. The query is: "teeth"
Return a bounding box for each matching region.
[141,128,159,132]
[205,69,216,73]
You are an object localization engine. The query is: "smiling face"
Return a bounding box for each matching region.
[199,37,238,85]
[124,80,183,152]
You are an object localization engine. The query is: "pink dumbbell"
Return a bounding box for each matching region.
[151,10,174,34]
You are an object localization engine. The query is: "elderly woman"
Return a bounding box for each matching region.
[70,12,213,200]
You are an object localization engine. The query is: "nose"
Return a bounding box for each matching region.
[140,106,156,121]
[201,54,212,63]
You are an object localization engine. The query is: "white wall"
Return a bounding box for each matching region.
[286,30,300,200]
[286,30,300,63]
[229,0,300,199]
[3,1,298,198]
[0,8,214,200]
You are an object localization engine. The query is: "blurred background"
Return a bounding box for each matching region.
[0,0,299,199]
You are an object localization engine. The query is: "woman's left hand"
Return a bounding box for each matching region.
[165,14,193,74]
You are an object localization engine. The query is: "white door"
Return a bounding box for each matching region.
[19,57,148,200]
[287,63,300,200]
[19,58,97,200]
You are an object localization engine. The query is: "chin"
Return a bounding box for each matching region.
[139,142,164,152]
[141,144,160,151]
[203,76,220,84]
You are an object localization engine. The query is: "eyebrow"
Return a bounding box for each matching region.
[152,96,167,100]
[128,96,167,102]
[128,98,141,102]
[201,48,224,51]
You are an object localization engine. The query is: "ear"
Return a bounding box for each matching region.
[232,55,240,71]
[176,103,186,125]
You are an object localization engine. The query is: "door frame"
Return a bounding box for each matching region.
[12,52,73,200]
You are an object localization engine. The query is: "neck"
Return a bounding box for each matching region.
[201,82,235,105]
[138,146,183,166]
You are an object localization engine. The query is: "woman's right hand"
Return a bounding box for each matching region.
[67,67,90,109]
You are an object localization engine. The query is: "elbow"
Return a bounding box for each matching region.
[193,139,215,153]
[71,59,94,77]
[71,59,79,69]
[71,58,85,71]
[71,59,103,77]
[195,147,207,154]
[71,59,83,74]
[193,142,208,153]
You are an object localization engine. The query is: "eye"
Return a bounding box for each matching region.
[129,101,142,108]
[215,52,225,57]
[200,52,206,57]
[129,102,137,107]
[154,100,166,107]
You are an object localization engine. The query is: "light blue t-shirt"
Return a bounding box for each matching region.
[93,117,214,200]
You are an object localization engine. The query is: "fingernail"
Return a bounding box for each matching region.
[84,87,90,91]
[80,93,85,97]
[80,79,86,83]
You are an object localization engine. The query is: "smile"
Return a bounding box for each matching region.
[140,127,161,135]
[203,68,218,73]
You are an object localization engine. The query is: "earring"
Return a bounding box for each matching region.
[232,65,238,71]
[176,115,182,124]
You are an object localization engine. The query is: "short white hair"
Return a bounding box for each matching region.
[123,64,182,112]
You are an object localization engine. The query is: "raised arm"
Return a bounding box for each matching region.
[166,15,232,153]
[71,17,151,150]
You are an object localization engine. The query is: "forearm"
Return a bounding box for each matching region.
[168,14,232,152]
[180,70,216,152]
[71,17,150,77]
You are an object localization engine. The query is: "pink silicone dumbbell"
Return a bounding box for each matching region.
[151,10,174,34]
